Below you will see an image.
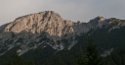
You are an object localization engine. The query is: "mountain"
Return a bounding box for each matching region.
[0,11,125,65]
[3,11,74,37]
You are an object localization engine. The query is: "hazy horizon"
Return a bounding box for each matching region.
[1,0,125,25]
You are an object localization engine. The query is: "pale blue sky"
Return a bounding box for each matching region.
[0,0,125,25]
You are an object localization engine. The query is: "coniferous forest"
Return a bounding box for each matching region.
[1,38,125,65]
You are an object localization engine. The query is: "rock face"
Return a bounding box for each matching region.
[1,11,115,37]
[3,11,74,36]
[1,11,125,57]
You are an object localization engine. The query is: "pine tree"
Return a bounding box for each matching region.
[78,49,87,65]
[86,39,103,65]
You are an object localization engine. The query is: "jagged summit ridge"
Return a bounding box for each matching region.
[1,11,125,37]
[0,11,125,57]
[3,11,74,36]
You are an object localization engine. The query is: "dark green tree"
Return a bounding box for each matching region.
[86,40,103,65]
[78,49,87,65]
[5,52,34,65]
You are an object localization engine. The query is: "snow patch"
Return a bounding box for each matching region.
[101,48,114,57]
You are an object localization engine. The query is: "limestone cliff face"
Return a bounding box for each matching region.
[4,11,74,36]
[1,11,113,37]
[1,11,125,57]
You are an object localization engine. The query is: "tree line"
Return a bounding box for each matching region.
[4,39,103,65]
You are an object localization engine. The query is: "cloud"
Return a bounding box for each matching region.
[0,0,125,25]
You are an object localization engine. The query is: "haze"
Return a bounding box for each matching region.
[1,0,125,25]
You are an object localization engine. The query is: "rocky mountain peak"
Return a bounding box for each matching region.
[3,11,74,36]
[88,16,106,26]
[96,16,106,22]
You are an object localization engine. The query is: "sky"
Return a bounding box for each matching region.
[1,0,125,25]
